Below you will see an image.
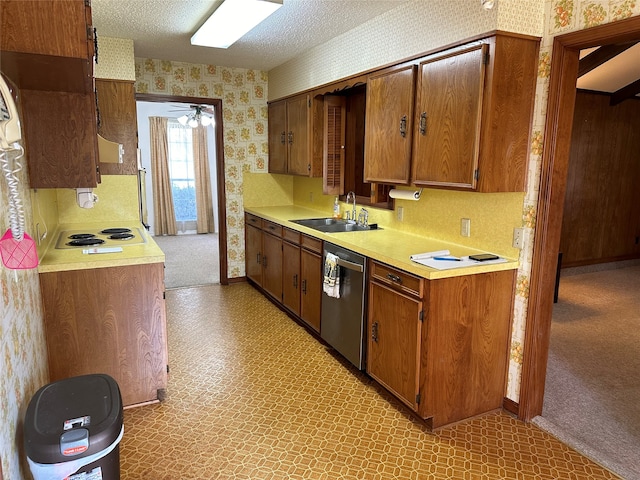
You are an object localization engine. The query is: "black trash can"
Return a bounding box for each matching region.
[24,374,123,480]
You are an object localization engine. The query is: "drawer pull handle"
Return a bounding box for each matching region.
[419,112,427,136]
[387,273,402,284]
[372,321,379,343]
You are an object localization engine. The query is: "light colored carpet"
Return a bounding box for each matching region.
[534,261,640,480]
[152,233,220,289]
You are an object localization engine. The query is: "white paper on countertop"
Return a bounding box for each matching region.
[412,255,508,270]
[409,250,450,261]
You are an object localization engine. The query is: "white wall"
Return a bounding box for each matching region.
[136,101,219,236]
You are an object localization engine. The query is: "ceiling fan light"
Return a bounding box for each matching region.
[191,0,283,49]
[188,117,199,128]
[200,115,213,127]
[177,114,189,126]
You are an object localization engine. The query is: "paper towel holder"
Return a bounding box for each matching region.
[389,188,423,201]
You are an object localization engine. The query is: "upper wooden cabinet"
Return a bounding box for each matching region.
[96,79,139,175]
[363,33,539,193]
[1,0,100,188]
[268,93,322,177]
[1,0,93,58]
[364,65,416,185]
[21,90,100,188]
[412,44,487,189]
[0,0,94,93]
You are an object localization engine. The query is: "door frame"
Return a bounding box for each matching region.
[519,15,640,421]
[136,93,229,285]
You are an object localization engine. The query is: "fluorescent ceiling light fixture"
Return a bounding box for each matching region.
[191,0,283,49]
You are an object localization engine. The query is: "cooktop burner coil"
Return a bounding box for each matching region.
[100,228,132,235]
[68,233,96,240]
[108,233,135,240]
[66,238,106,247]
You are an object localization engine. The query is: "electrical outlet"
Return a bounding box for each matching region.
[513,227,525,249]
[397,206,404,221]
[461,218,470,237]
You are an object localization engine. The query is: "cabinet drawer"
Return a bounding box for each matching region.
[263,220,282,237]
[301,234,322,254]
[245,213,262,228]
[370,260,424,298]
[283,228,301,245]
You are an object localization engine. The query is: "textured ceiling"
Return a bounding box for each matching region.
[577,43,640,93]
[91,0,410,70]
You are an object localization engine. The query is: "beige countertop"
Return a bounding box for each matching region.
[38,222,164,273]
[245,205,519,280]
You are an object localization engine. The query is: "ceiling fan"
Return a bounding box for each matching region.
[171,104,215,128]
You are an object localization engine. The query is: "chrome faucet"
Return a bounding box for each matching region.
[346,191,356,223]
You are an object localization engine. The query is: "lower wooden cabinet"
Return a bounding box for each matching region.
[245,213,322,333]
[368,259,516,429]
[368,261,423,410]
[299,236,322,332]
[39,263,168,407]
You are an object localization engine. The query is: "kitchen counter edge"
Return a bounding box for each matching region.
[245,206,519,280]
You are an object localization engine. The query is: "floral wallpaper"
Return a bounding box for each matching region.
[134,59,269,278]
[0,148,48,479]
[506,0,639,402]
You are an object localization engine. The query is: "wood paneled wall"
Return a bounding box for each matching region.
[560,90,640,267]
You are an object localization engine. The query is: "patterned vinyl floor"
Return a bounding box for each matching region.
[119,284,619,479]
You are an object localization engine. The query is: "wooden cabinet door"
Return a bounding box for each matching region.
[262,232,283,300]
[323,95,346,195]
[412,44,487,189]
[268,100,288,174]
[0,0,92,58]
[367,281,422,410]
[22,89,99,188]
[96,79,138,175]
[300,248,322,332]
[40,263,168,407]
[364,65,416,185]
[245,223,263,286]
[282,241,301,315]
[286,95,311,176]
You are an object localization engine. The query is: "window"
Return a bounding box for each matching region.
[167,120,197,232]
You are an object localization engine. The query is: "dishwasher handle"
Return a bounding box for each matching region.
[336,257,364,273]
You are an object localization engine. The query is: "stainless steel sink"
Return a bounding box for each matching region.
[290,218,380,233]
[290,218,342,227]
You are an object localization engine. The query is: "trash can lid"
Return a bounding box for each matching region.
[24,374,123,464]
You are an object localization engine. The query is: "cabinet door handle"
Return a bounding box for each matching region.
[288,131,294,144]
[399,115,407,138]
[280,131,286,144]
[419,112,427,136]
[372,321,379,343]
[387,273,402,284]
[301,279,307,294]
[256,253,261,265]
[263,255,267,267]
[293,274,298,288]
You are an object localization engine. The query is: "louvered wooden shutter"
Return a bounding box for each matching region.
[323,95,346,195]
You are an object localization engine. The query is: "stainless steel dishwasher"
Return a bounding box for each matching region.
[321,243,367,370]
